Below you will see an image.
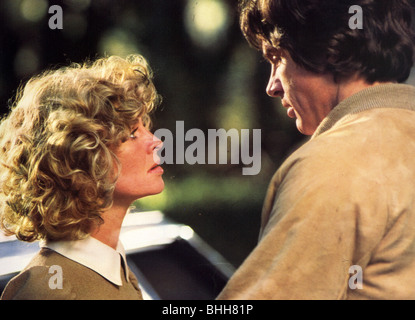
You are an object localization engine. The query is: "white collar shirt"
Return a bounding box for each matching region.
[40,236,129,286]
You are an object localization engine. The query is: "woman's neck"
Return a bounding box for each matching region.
[90,203,130,250]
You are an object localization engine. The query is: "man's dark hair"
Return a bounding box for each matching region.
[240,0,415,83]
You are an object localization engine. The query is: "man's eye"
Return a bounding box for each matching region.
[270,55,281,64]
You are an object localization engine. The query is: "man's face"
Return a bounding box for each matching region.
[262,42,340,135]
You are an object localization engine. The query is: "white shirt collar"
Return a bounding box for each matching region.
[40,236,129,286]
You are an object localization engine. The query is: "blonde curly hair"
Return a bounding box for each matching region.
[0,54,161,242]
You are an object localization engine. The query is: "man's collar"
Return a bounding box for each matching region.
[312,83,415,138]
[40,236,129,286]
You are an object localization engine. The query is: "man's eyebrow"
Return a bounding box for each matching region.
[263,42,278,53]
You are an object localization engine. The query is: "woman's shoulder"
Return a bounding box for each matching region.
[1,248,77,300]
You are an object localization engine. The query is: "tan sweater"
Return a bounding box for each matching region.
[218,83,415,299]
[1,247,143,300]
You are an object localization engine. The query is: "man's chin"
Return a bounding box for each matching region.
[296,120,315,136]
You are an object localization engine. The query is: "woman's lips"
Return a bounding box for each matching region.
[148,164,164,174]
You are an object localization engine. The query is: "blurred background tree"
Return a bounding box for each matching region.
[1,0,413,268]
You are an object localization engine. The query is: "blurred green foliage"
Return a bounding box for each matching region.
[0,0,305,267]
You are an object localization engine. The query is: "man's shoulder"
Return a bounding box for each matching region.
[274,107,415,188]
[299,107,413,156]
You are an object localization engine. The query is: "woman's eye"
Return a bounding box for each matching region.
[130,128,138,139]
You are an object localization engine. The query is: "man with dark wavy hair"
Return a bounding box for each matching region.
[218,0,415,299]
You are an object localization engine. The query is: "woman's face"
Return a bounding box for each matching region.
[112,118,164,205]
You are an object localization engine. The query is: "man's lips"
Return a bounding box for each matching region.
[287,106,296,119]
[282,101,296,119]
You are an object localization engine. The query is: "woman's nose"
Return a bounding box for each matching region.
[149,134,163,154]
[151,135,163,164]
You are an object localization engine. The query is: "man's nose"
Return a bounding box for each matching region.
[266,67,283,98]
